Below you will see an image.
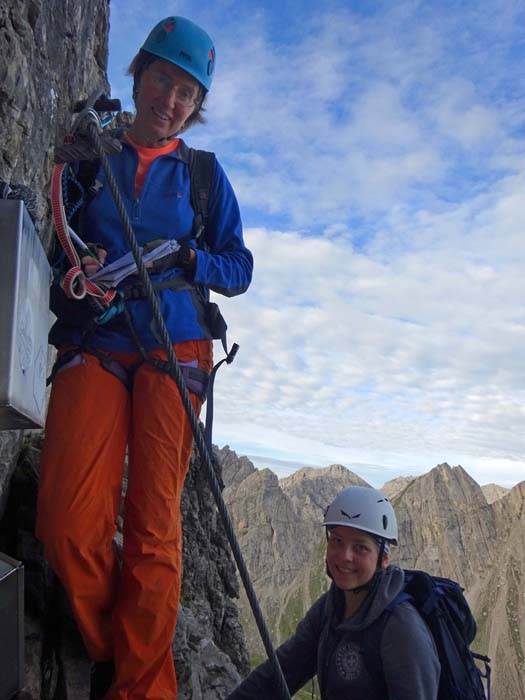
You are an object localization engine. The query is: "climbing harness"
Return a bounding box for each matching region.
[52,92,291,700]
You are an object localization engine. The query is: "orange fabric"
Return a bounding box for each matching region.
[124,133,179,195]
[36,339,212,700]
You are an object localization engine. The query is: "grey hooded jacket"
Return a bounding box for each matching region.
[226,566,440,700]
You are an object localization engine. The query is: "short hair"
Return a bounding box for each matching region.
[126,49,207,132]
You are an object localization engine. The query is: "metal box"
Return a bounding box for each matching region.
[0,552,24,700]
[0,200,50,430]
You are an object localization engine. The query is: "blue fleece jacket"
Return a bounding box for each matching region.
[49,138,253,352]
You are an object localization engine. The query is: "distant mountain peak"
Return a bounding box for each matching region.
[481,483,510,504]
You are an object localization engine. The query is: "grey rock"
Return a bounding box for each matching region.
[392,463,496,588]
[219,445,257,493]
[0,430,24,519]
[481,483,510,504]
[472,481,525,699]
[174,609,242,700]
[381,475,416,500]
[0,0,110,252]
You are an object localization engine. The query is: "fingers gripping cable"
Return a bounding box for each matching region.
[79,110,292,700]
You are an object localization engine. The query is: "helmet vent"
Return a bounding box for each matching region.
[340,508,361,521]
[382,515,388,530]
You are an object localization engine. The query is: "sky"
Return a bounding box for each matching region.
[107,0,525,489]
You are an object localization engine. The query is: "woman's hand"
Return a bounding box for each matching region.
[82,245,107,276]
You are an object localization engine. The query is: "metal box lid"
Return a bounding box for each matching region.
[0,200,51,430]
[0,551,23,581]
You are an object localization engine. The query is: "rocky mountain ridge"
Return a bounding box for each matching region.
[481,483,510,504]
[220,447,525,700]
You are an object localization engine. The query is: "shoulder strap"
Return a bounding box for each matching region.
[188,147,216,248]
[76,158,101,204]
[385,590,412,611]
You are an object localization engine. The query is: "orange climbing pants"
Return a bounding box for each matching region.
[36,339,212,700]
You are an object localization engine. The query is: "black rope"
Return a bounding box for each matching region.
[84,118,292,700]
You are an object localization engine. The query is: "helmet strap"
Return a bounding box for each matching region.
[377,539,386,569]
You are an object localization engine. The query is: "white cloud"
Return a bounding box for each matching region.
[211,163,525,486]
[107,0,525,487]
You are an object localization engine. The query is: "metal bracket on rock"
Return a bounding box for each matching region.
[54,88,123,164]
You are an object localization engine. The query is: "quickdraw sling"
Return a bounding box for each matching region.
[51,162,117,308]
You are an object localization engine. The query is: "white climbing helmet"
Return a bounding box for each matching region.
[323,486,398,545]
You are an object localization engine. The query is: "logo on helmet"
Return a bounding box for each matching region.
[207,47,215,76]
[151,17,176,44]
[340,509,361,521]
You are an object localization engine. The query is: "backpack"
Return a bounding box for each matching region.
[367,569,491,700]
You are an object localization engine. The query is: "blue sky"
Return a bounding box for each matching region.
[108,0,525,488]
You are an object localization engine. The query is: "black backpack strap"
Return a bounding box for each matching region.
[176,143,236,476]
[188,147,216,248]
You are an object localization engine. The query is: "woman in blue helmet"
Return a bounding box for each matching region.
[36,16,253,700]
[226,486,440,700]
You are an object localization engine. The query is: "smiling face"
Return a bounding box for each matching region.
[326,526,388,591]
[130,58,201,147]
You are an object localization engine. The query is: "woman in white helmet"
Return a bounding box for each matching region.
[226,486,440,700]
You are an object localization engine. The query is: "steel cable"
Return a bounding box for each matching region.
[84,118,292,700]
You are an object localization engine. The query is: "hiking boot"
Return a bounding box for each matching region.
[89,661,115,700]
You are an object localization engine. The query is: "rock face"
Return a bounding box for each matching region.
[392,465,524,700]
[481,483,510,504]
[391,463,496,589]
[473,482,525,700]
[0,3,248,698]
[0,0,109,244]
[176,447,250,700]
[223,455,524,700]
[381,475,416,499]
[0,430,24,519]
[219,445,257,493]
[0,0,111,518]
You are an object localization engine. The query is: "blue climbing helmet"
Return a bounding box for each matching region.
[141,16,216,91]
